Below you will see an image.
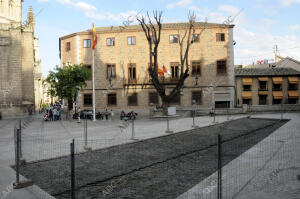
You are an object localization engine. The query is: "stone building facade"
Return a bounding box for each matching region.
[60,22,235,113]
[0,1,40,118]
[235,68,300,106]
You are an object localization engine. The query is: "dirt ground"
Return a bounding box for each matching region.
[18,118,287,199]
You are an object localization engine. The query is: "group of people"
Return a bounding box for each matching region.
[120,110,137,121]
[44,104,62,121]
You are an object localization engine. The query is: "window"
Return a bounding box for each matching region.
[217,60,227,74]
[288,98,298,104]
[273,84,282,91]
[149,92,159,105]
[107,93,117,105]
[259,95,267,105]
[128,63,136,82]
[171,62,179,79]
[128,36,136,45]
[169,34,179,43]
[259,81,267,91]
[215,101,230,108]
[288,83,298,90]
[242,99,251,105]
[192,91,202,105]
[243,85,251,91]
[84,65,92,71]
[83,39,91,48]
[66,42,71,51]
[273,99,281,104]
[107,64,116,79]
[83,94,92,106]
[106,38,115,46]
[192,34,200,43]
[216,33,225,42]
[128,93,138,106]
[192,61,201,76]
[170,93,181,105]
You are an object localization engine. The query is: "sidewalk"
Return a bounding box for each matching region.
[177,112,300,199]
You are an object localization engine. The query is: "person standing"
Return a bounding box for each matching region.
[104,109,109,120]
[110,109,114,121]
[53,108,58,121]
[49,108,53,121]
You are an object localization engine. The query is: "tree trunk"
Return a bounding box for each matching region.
[67,98,73,121]
[162,100,169,116]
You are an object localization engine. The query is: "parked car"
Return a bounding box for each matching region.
[73,109,93,120]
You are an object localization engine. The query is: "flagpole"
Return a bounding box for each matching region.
[92,49,96,121]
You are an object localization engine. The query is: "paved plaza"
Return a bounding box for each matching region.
[0,112,299,198]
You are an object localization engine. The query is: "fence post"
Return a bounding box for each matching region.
[14,126,20,184]
[217,134,222,199]
[19,120,22,160]
[70,139,75,199]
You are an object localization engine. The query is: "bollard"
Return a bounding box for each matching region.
[165,116,173,133]
[83,119,91,151]
[70,139,75,199]
[192,110,199,128]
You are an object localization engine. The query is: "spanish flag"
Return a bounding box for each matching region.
[92,23,97,49]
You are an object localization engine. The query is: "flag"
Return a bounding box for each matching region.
[163,65,171,77]
[92,23,97,49]
[152,63,164,76]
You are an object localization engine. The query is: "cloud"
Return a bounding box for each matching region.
[167,0,192,9]
[54,0,138,22]
[288,24,300,31]
[278,0,300,6]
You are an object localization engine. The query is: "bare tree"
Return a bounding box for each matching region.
[137,11,204,114]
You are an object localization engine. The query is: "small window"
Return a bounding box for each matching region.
[128,36,136,45]
[84,65,92,71]
[107,64,116,79]
[273,99,281,104]
[242,99,251,105]
[273,84,282,91]
[106,38,115,46]
[288,98,298,104]
[288,83,298,90]
[169,34,179,43]
[216,33,225,42]
[192,91,202,105]
[192,34,200,43]
[128,63,136,82]
[128,93,138,106]
[170,93,180,105]
[66,42,71,51]
[192,61,201,76]
[107,93,117,106]
[83,94,92,106]
[171,62,179,79]
[243,85,251,91]
[259,81,267,91]
[217,60,227,74]
[215,101,230,108]
[149,92,159,105]
[83,39,91,48]
[259,95,267,105]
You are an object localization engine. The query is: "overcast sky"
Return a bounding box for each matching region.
[22,0,300,76]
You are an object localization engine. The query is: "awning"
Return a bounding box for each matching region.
[288,77,299,84]
[258,91,268,95]
[272,77,283,84]
[258,77,268,81]
[242,78,253,85]
[288,91,299,99]
[273,91,283,99]
[242,91,252,99]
